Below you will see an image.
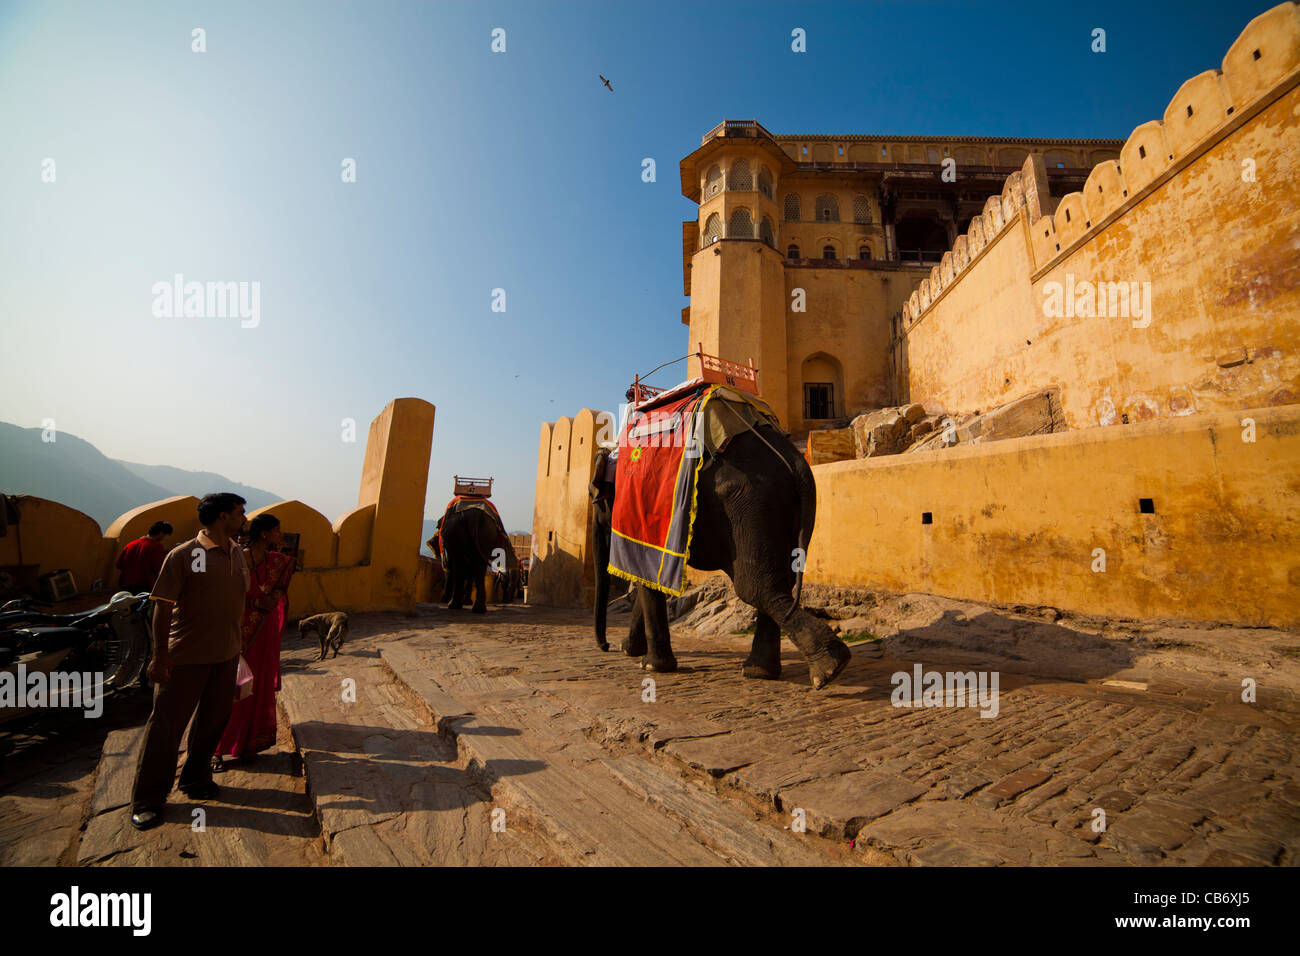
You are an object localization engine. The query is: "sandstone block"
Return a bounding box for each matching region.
[805,427,856,465]
[851,407,911,458]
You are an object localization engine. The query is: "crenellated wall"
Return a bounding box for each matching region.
[1,399,438,619]
[528,410,603,607]
[896,2,1300,428]
[0,496,108,593]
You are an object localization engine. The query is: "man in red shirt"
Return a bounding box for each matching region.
[116,521,172,593]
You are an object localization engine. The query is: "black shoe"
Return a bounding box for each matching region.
[178,781,220,800]
[130,808,163,831]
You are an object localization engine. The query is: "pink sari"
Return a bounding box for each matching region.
[215,549,295,758]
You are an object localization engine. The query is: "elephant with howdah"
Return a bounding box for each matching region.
[430,506,520,613]
[590,419,851,690]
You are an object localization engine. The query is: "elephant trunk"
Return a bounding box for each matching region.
[791,442,817,607]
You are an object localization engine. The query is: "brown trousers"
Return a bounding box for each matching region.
[131,656,239,811]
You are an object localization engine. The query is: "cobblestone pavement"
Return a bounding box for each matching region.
[384,601,1300,866]
[4,596,1297,866]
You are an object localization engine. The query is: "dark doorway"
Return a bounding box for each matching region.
[804,383,834,420]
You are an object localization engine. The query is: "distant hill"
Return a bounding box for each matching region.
[0,422,281,530]
[116,461,280,514]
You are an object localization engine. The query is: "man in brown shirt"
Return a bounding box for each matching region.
[130,493,249,830]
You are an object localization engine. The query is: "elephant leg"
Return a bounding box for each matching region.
[470,558,488,614]
[743,613,782,680]
[738,581,849,691]
[447,558,464,609]
[621,587,648,657]
[640,588,677,673]
[592,503,612,652]
[594,575,610,651]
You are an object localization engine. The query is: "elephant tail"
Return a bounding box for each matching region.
[791,437,817,607]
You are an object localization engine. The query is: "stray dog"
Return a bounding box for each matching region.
[298,612,349,661]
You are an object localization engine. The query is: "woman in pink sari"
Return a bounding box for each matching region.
[213,512,295,770]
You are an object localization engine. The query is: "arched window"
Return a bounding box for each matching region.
[853,195,872,224]
[704,165,722,199]
[728,208,753,239]
[729,159,752,191]
[702,213,722,246]
[858,245,872,260]
[759,216,775,247]
[815,195,839,222]
[787,243,800,259]
[758,167,773,199]
[822,244,837,260]
[784,193,801,221]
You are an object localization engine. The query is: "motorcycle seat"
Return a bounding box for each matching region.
[11,626,86,646]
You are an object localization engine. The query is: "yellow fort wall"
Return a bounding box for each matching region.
[805,404,1300,627]
[3,398,437,619]
[898,3,1300,427]
[0,496,106,592]
[782,266,925,429]
[356,397,437,610]
[529,410,602,607]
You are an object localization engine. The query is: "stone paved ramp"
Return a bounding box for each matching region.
[75,721,326,866]
[381,643,841,865]
[276,644,563,865]
[46,600,1300,866]
[378,603,1300,866]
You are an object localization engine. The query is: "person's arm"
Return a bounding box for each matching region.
[146,547,184,682]
[115,542,129,572]
[147,600,174,682]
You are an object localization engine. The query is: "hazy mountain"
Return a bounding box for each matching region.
[116,461,280,514]
[0,422,281,530]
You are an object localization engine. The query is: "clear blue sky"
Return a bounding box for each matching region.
[0,0,1263,531]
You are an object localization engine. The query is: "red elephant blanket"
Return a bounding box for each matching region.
[609,381,780,596]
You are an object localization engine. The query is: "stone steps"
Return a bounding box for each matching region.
[75,722,327,867]
[380,643,840,865]
[277,650,562,866]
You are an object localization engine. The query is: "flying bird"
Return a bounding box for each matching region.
[600,74,613,91]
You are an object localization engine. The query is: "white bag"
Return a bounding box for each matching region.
[234,655,254,701]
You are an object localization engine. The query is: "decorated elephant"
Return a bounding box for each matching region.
[432,502,520,613]
[590,389,850,690]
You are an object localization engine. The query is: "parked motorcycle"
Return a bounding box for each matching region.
[0,591,153,725]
